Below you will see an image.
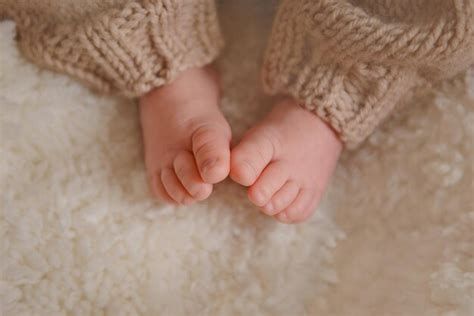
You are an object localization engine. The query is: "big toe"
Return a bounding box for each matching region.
[230,130,277,186]
[192,122,231,184]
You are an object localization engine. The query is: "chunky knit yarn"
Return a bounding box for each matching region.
[1,0,473,146]
[1,0,223,97]
[262,0,474,147]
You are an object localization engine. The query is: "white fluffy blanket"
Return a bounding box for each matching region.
[1,1,473,315]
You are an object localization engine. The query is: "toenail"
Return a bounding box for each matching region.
[201,158,218,172]
[191,185,211,200]
[254,190,267,205]
[181,197,194,205]
[278,212,291,224]
[235,160,257,185]
[265,203,275,215]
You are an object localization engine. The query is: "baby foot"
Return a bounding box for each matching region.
[139,66,231,204]
[230,99,342,223]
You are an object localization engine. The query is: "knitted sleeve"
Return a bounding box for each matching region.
[0,0,223,97]
[262,0,474,148]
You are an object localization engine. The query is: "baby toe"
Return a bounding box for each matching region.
[248,161,288,207]
[281,189,315,223]
[192,123,231,184]
[230,131,276,186]
[274,211,292,224]
[173,151,212,201]
[288,203,317,224]
[160,167,195,205]
[263,181,299,216]
[149,171,176,204]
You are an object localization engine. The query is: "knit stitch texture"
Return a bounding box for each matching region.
[1,0,224,97]
[262,0,474,146]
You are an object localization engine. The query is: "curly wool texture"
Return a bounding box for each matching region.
[262,0,474,147]
[1,0,223,97]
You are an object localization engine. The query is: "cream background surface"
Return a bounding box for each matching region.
[1,1,473,315]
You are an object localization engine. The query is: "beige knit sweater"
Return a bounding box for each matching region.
[1,0,473,147]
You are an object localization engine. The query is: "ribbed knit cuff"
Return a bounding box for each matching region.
[262,0,419,148]
[12,0,224,97]
[263,60,418,148]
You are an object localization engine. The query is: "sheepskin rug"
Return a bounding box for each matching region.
[1,1,473,315]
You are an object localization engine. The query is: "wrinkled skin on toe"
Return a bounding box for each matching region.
[230,99,342,224]
[139,66,231,205]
